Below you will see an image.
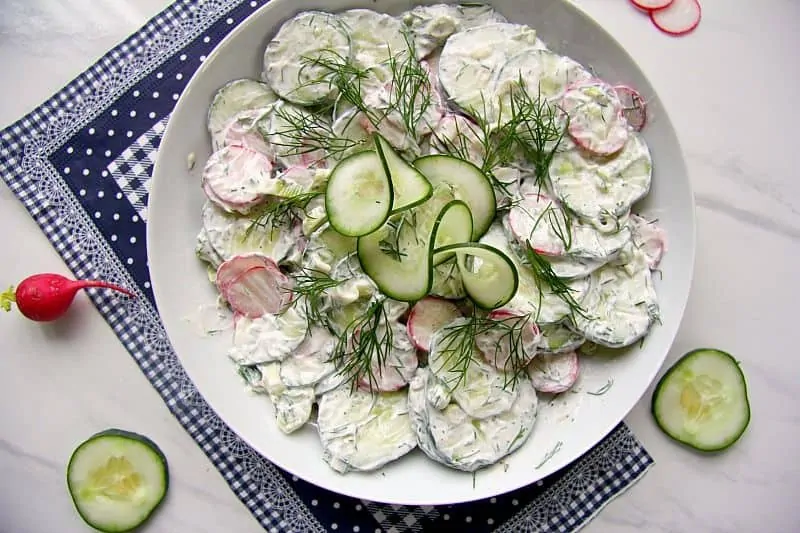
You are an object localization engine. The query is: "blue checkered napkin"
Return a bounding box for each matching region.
[0,0,654,531]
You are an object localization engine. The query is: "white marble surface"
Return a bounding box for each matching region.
[0,0,798,531]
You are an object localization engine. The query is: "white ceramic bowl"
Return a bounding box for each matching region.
[148,0,695,505]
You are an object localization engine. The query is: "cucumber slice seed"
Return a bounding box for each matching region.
[652,349,751,452]
[66,429,169,533]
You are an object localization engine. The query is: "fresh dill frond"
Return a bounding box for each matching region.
[385,33,433,136]
[534,440,563,469]
[524,198,573,252]
[377,212,417,261]
[245,190,323,238]
[523,242,589,321]
[284,268,343,328]
[270,104,366,160]
[434,311,535,391]
[587,378,614,396]
[299,49,384,127]
[329,298,394,392]
[507,75,570,190]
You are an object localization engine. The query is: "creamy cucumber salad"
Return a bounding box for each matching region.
[194,3,667,475]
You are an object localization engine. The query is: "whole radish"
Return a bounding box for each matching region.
[1,273,134,322]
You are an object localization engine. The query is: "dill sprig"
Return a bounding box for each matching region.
[523,198,573,252]
[523,242,589,321]
[299,49,385,126]
[587,379,614,396]
[284,268,343,328]
[434,312,535,391]
[534,440,563,469]
[245,190,323,238]
[329,298,394,392]
[270,104,366,160]
[385,33,433,136]
[507,77,570,190]
[377,211,417,261]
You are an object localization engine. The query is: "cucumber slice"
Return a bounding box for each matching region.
[436,242,519,309]
[325,150,393,237]
[207,79,278,143]
[357,197,464,302]
[374,133,433,213]
[652,349,751,452]
[431,200,473,265]
[66,429,169,533]
[262,11,351,105]
[413,155,496,239]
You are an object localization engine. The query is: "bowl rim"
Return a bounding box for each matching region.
[147,0,696,505]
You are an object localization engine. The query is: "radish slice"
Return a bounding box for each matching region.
[650,0,702,36]
[406,296,463,352]
[215,108,275,157]
[614,85,647,132]
[358,324,419,392]
[507,193,570,257]
[629,0,674,11]
[561,80,629,156]
[202,145,274,214]
[215,254,292,318]
[528,351,579,393]
[476,309,541,372]
[631,214,668,269]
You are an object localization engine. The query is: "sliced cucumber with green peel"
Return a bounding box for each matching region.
[652,348,751,452]
[436,242,519,309]
[325,150,393,237]
[374,133,432,213]
[414,154,497,239]
[67,429,169,533]
[431,200,473,265]
[357,198,470,302]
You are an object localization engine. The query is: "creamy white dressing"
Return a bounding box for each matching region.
[408,368,538,472]
[438,22,541,124]
[262,11,350,105]
[317,385,416,473]
[572,261,660,348]
[197,5,668,475]
[227,307,308,365]
[198,200,296,266]
[549,134,652,223]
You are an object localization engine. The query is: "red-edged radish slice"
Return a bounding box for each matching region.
[202,145,274,214]
[528,351,580,393]
[215,109,275,157]
[507,193,570,257]
[477,309,542,372]
[562,80,629,156]
[614,85,648,132]
[629,0,674,11]
[650,0,702,36]
[215,254,292,318]
[631,214,668,269]
[358,326,419,392]
[406,296,463,352]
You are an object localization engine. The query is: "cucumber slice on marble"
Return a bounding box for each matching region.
[66,429,169,533]
[652,348,751,452]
